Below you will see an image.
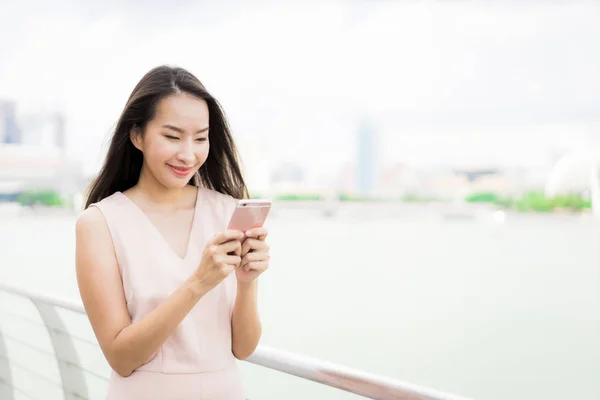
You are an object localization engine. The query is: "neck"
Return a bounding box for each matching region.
[133,165,190,208]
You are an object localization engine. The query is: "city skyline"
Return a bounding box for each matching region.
[0,95,597,198]
[1,1,599,189]
[0,101,586,200]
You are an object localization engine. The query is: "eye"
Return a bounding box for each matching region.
[195,137,207,142]
[165,135,179,140]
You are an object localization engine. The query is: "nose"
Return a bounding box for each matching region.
[176,140,196,165]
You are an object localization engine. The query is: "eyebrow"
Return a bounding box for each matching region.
[162,124,209,134]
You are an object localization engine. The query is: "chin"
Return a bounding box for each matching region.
[159,176,193,189]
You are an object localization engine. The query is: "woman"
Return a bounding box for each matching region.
[75,65,269,400]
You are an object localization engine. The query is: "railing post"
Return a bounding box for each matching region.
[0,324,15,400]
[32,301,89,400]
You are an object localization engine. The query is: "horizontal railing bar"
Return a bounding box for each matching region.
[3,356,92,399]
[0,378,41,400]
[0,354,64,388]
[246,346,469,400]
[0,307,44,324]
[8,360,90,400]
[1,333,109,382]
[52,329,98,347]
[0,308,99,346]
[2,332,62,358]
[6,379,89,400]
[0,281,472,400]
[0,282,85,314]
[1,354,96,400]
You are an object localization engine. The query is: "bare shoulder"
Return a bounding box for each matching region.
[76,206,105,228]
[76,206,110,238]
[75,206,116,268]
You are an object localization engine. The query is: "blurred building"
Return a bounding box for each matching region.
[271,163,304,184]
[356,117,380,196]
[0,100,22,144]
[336,162,356,194]
[270,163,308,193]
[54,112,67,151]
[335,161,420,198]
[18,110,67,151]
[377,163,420,198]
[0,104,87,201]
[419,169,471,200]
[0,145,64,181]
[416,167,526,200]
[0,145,86,194]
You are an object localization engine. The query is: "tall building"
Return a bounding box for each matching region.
[54,112,67,152]
[356,117,379,196]
[0,101,21,144]
[16,109,67,150]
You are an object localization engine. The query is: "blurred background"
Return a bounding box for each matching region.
[1,1,600,399]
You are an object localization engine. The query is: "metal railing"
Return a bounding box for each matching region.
[0,281,472,400]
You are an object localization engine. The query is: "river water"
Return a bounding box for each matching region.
[1,205,599,399]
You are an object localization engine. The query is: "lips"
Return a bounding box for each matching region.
[167,164,193,177]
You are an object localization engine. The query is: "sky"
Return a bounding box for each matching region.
[1,0,599,179]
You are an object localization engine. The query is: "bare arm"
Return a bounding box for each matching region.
[75,207,242,377]
[231,280,262,359]
[231,228,269,359]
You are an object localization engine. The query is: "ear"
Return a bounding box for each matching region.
[130,126,143,151]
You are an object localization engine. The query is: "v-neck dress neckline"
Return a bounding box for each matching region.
[117,187,200,262]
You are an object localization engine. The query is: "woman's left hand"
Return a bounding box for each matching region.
[236,227,270,284]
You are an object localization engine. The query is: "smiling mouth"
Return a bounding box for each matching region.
[167,164,194,176]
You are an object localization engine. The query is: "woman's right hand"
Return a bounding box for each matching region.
[194,230,244,290]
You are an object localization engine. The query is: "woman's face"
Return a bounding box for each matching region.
[132,93,210,189]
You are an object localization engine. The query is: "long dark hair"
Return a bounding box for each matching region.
[85,65,248,209]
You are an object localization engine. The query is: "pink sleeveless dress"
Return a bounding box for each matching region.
[90,187,245,400]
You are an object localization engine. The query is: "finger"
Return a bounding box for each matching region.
[241,238,268,256]
[219,239,242,255]
[243,261,269,272]
[212,230,244,245]
[241,250,269,266]
[245,227,268,240]
[224,255,242,266]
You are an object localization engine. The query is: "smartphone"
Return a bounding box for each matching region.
[227,199,272,232]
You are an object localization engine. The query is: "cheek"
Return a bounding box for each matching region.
[197,143,210,161]
[144,139,175,162]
